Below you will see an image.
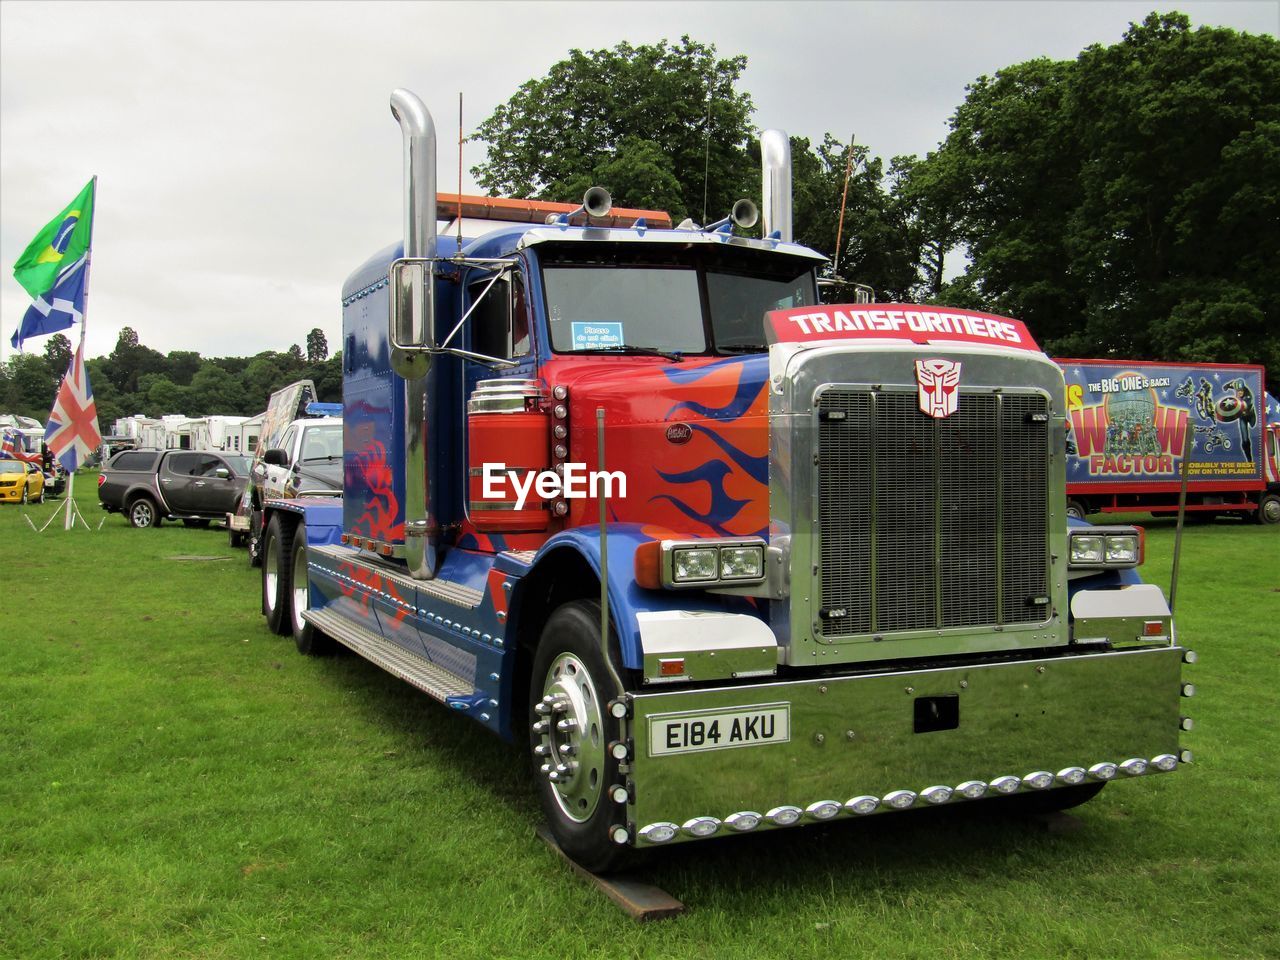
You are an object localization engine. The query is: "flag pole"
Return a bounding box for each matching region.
[63,175,97,531]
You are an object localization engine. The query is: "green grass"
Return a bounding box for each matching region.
[3,478,1278,959]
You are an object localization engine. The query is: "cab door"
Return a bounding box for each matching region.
[160,453,203,512]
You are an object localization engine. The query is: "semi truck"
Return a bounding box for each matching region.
[1057,360,1279,524]
[258,89,1194,872]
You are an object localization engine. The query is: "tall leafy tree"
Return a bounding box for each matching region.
[305,327,328,363]
[918,13,1278,373]
[473,37,756,223]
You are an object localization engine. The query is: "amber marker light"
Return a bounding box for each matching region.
[634,540,662,589]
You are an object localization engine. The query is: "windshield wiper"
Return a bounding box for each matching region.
[717,344,767,354]
[572,345,685,362]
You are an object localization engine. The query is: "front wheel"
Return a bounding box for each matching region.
[529,600,632,874]
[262,513,294,635]
[1256,493,1280,525]
[289,533,333,655]
[1065,499,1088,521]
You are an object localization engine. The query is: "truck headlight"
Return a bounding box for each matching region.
[672,547,719,583]
[635,538,769,589]
[1070,535,1104,564]
[720,546,764,580]
[1104,535,1138,563]
[1069,526,1143,569]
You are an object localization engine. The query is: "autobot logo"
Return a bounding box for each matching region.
[915,359,962,419]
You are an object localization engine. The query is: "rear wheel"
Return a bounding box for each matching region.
[529,600,631,874]
[1256,493,1280,525]
[1065,499,1088,521]
[128,497,159,528]
[262,514,294,635]
[289,532,333,655]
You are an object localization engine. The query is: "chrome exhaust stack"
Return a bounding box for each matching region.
[760,129,792,242]
[389,88,439,580]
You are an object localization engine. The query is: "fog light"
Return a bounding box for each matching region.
[720,545,764,580]
[806,800,842,821]
[1151,754,1178,772]
[921,785,953,805]
[1088,762,1118,781]
[672,547,718,583]
[1070,535,1104,564]
[1180,750,1194,764]
[609,741,630,761]
[1182,683,1196,698]
[956,780,988,800]
[845,795,880,815]
[883,790,917,810]
[766,805,802,826]
[1119,758,1148,776]
[682,817,721,837]
[639,822,678,843]
[1180,717,1194,731]
[725,811,762,832]
[610,785,629,804]
[611,825,630,844]
[990,775,1021,794]
[1056,766,1087,786]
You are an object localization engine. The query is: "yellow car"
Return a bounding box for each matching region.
[0,458,44,504]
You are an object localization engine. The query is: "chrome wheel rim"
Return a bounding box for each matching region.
[264,535,280,613]
[132,501,151,525]
[290,543,308,633]
[535,653,605,823]
[1264,499,1280,524]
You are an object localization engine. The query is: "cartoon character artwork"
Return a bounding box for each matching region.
[1216,378,1257,462]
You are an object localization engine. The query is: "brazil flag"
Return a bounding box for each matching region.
[13,179,95,299]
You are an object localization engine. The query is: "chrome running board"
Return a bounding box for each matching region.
[304,608,473,703]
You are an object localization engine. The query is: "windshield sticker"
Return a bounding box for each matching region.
[571,322,624,350]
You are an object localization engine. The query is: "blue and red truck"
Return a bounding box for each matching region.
[258,89,1194,871]
[1057,359,1279,524]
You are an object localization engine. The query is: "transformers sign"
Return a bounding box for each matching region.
[764,304,1040,351]
[915,358,962,419]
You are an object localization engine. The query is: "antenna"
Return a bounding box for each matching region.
[457,92,464,250]
[701,68,713,225]
[833,134,854,275]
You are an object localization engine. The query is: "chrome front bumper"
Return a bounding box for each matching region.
[621,645,1187,846]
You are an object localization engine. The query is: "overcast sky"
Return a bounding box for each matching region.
[2,0,1276,367]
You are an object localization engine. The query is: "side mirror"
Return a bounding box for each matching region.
[263,448,290,468]
[389,258,434,379]
[213,468,231,479]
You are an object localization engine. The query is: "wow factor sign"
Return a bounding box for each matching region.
[1058,361,1264,484]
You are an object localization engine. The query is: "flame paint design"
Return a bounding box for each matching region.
[349,440,403,541]
[338,560,409,624]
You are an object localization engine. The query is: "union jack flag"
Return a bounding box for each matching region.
[1,429,19,457]
[44,340,101,471]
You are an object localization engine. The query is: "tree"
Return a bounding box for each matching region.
[919,13,1279,370]
[103,326,165,394]
[473,37,756,223]
[43,334,73,384]
[305,327,328,363]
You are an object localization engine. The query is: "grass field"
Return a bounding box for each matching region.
[3,477,1277,959]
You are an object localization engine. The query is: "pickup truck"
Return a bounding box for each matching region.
[98,449,252,528]
[234,414,342,562]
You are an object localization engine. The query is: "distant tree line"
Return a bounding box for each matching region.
[474,14,1278,385]
[0,327,339,430]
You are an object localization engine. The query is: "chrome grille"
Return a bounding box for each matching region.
[816,389,1049,639]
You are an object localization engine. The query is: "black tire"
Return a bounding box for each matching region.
[289,532,333,655]
[1065,499,1088,521]
[262,513,294,636]
[182,518,211,529]
[34,486,43,505]
[529,600,632,874]
[128,496,159,528]
[20,488,28,505]
[983,781,1107,816]
[1256,493,1280,525]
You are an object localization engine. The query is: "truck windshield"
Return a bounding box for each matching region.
[544,266,706,354]
[300,424,343,462]
[541,246,816,356]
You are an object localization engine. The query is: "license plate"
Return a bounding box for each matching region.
[647,703,790,757]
